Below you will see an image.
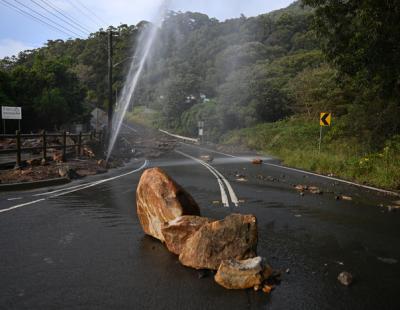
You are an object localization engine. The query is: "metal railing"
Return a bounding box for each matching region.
[0,130,103,167]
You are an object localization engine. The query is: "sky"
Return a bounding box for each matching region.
[0,0,294,58]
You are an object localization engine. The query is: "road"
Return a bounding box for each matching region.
[1,141,400,309]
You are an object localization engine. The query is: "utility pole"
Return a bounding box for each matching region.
[107,29,113,133]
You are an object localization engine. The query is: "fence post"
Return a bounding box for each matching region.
[62,131,67,162]
[77,132,82,157]
[15,130,21,168]
[42,130,47,162]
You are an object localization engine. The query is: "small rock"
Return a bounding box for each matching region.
[252,159,263,165]
[295,184,307,191]
[337,271,353,286]
[340,195,353,201]
[300,192,304,197]
[236,177,248,182]
[309,186,322,195]
[262,285,273,294]
[214,257,271,290]
[200,155,213,162]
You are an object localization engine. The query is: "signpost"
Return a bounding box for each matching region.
[198,121,204,144]
[319,112,331,154]
[1,106,22,134]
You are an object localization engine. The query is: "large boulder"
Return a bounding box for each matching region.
[161,216,212,255]
[214,257,273,289]
[136,168,200,241]
[179,214,258,270]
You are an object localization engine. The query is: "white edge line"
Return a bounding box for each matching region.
[0,199,46,214]
[181,143,400,197]
[0,161,148,214]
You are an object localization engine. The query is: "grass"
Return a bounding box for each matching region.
[221,117,400,190]
[125,106,162,128]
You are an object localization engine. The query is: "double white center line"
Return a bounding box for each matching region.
[175,150,239,207]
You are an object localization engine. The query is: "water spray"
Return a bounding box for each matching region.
[106,1,170,161]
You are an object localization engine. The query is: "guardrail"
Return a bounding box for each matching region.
[159,129,199,143]
[0,130,103,167]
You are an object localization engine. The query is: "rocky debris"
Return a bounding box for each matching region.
[179,214,258,270]
[308,186,322,195]
[134,168,278,293]
[214,256,272,290]
[262,285,273,294]
[294,184,322,195]
[58,166,79,179]
[26,158,42,166]
[97,159,107,168]
[236,177,248,182]
[53,152,63,163]
[200,155,214,162]
[136,168,200,241]
[337,271,353,286]
[252,158,263,165]
[82,146,95,158]
[161,216,212,255]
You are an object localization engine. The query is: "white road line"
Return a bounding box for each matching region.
[7,197,23,201]
[175,150,238,207]
[181,143,400,197]
[201,160,239,206]
[0,199,46,214]
[160,129,199,143]
[0,161,148,215]
[33,182,100,197]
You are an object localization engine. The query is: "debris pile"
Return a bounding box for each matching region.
[136,168,275,292]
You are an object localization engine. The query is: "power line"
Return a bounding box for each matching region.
[74,0,108,26]
[30,0,89,36]
[65,0,103,29]
[38,0,93,34]
[0,0,76,37]
[13,0,83,38]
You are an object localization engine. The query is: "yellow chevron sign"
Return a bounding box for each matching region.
[320,113,331,126]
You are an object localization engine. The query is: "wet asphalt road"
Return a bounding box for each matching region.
[1,142,400,310]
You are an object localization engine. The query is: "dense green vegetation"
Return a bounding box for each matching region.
[1,1,399,188]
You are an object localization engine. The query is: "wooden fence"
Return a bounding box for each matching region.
[0,130,103,167]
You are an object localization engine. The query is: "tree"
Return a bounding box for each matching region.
[303,0,400,97]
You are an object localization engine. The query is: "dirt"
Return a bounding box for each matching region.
[0,126,178,185]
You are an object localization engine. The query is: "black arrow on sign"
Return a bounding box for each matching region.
[321,113,330,126]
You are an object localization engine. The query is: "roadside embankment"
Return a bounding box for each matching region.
[221,117,400,191]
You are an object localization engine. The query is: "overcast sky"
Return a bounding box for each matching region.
[0,0,294,58]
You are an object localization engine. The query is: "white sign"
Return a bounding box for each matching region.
[2,106,22,120]
[199,128,204,136]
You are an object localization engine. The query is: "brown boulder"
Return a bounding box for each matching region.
[179,214,258,270]
[214,257,272,289]
[136,168,200,241]
[161,216,212,255]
